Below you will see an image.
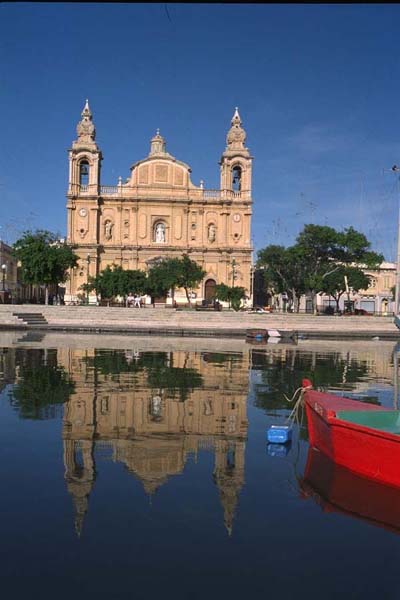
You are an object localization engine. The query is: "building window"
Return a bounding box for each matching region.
[232,165,242,192]
[79,161,89,186]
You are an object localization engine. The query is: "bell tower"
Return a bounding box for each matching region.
[67,100,102,197]
[220,108,252,196]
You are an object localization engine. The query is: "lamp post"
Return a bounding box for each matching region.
[86,254,91,305]
[1,263,6,292]
[391,165,400,315]
[250,264,255,308]
[231,257,237,288]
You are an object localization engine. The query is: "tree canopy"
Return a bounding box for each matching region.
[146,258,182,299]
[257,224,383,312]
[146,255,206,304]
[173,254,206,304]
[13,230,78,304]
[256,244,307,311]
[320,265,371,312]
[215,283,246,311]
[84,265,147,300]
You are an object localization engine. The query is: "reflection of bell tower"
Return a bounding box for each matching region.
[213,439,245,536]
[220,108,252,194]
[64,439,96,537]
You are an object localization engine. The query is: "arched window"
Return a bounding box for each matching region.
[79,160,90,186]
[232,165,242,192]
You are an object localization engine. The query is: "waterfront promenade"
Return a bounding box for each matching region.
[0,305,398,339]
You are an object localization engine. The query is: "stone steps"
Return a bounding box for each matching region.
[0,305,397,337]
[13,312,48,326]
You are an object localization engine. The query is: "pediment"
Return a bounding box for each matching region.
[129,155,193,188]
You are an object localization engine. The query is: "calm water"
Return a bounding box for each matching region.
[1,332,400,600]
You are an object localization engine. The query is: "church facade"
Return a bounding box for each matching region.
[65,101,253,304]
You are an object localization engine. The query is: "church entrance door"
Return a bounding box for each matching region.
[204,279,216,303]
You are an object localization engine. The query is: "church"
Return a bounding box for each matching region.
[65,101,253,305]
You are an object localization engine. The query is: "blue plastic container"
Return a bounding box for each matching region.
[267,424,293,444]
[267,442,292,457]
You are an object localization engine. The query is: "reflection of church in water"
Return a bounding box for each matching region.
[60,348,249,536]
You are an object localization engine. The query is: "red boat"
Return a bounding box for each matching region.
[300,446,400,535]
[303,379,400,487]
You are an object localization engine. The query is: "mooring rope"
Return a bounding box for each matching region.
[284,386,306,424]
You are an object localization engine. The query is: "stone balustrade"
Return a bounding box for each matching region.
[67,183,251,202]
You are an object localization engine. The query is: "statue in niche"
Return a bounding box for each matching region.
[208,223,216,243]
[150,395,163,421]
[155,222,166,243]
[104,220,113,241]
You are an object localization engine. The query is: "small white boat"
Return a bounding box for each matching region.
[267,329,297,341]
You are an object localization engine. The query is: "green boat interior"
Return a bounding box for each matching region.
[336,410,400,435]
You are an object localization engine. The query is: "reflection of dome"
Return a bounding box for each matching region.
[116,436,186,495]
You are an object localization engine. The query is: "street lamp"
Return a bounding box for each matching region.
[392,165,400,315]
[1,264,6,292]
[86,254,91,305]
[250,264,255,308]
[231,257,237,288]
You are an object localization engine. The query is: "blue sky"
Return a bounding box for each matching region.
[2,3,400,260]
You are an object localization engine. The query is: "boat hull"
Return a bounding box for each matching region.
[300,446,400,534]
[304,389,400,487]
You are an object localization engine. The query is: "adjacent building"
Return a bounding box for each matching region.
[65,101,253,304]
[315,261,396,314]
[255,261,396,314]
[0,241,18,302]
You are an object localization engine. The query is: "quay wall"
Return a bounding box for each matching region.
[0,305,398,340]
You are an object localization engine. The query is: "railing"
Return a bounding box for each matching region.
[70,183,251,201]
[203,190,221,199]
[100,186,119,195]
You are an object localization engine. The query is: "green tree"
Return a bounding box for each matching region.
[320,265,371,313]
[215,283,246,311]
[84,265,147,301]
[174,254,206,305]
[146,255,205,305]
[13,230,78,304]
[256,245,307,312]
[146,258,182,301]
[295,224,383,313]
[258,225,383,314]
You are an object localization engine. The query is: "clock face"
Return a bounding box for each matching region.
[79,208,87,217]
[233,213,241,223]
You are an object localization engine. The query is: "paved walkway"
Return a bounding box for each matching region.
[0,305,398,339]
